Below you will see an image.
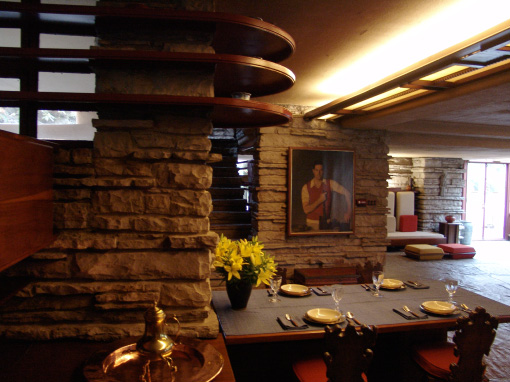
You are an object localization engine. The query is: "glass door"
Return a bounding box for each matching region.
[465,162,508,240]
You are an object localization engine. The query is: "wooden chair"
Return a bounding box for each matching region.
[293,323,376,382]
[411,306,498,382]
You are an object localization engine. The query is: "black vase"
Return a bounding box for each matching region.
[226,280,253,310]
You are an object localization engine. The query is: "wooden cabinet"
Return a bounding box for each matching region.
[0,130,55,272]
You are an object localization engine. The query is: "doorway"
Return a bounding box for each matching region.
[465,162,508,240]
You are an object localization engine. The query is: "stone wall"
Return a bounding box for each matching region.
[413,158,466,231]
[1,124,219,340]
[388,157,466,231]
[387,157,413,189]
[0,0,219,340]
[251,111,389,278]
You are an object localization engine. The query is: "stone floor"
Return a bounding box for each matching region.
[386,240,510,381]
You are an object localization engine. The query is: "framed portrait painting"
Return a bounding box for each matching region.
[287,147,354,236]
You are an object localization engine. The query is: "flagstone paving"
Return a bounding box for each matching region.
[386,240,510,381]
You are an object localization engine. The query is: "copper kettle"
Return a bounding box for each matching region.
[136,301,180,358]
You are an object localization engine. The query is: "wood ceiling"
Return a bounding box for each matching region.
[217,0,510,162]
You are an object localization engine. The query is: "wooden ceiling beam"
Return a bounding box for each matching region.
[402,80,454,90]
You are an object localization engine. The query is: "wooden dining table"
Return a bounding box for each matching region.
[212,280,510,381]
[213,280,510,345]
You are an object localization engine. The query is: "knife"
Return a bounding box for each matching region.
[285,313,299,327]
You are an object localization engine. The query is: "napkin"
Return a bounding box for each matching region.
[277,316,309,330]
[404,281,430,289]
[392,308,428,320]
[312,287,331,296]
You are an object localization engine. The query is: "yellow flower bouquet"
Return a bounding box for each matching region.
[213,234,277,287]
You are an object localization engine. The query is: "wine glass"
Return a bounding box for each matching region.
[372,271,384,297]
[331,285,344,313]
[269,275,282,302]
[445,279,458,303]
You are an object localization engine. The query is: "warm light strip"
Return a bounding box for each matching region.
[420,65,469,81]
[317,0,510,102]
[361,89,429,111]
[344,88,408,110]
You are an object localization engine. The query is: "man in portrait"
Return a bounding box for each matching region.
[301,160,352,231]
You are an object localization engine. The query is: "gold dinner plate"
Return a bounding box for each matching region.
[280,284,311,296]
[305,308,345,324]
[380,279,404,290]
[421,300,457,315]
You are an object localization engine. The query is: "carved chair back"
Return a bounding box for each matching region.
[323,323,376,382]
[450,306,498,382]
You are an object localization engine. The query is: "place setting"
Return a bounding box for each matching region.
[417,279,463,317]
[362,272,406,293]
[266,276,313,302]
[302,285,347,326]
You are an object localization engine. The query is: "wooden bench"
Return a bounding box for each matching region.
[294,266,360,286]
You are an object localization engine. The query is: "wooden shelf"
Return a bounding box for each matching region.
[0,1,295,131]
[0,48,295,98]
[0,1,295,62]
[0,91,292,128]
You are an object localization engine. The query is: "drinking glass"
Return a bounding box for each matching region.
[372,271,384,297]
[445,279,458,303]
[331,285,344,312]
[269,275,282,302]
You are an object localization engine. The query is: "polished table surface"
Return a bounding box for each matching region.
[213,280,510,345]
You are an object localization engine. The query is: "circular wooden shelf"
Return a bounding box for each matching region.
[0,2,295,62]
[0,91,292,128]
[0,48,296,98]
[0,2,296,131]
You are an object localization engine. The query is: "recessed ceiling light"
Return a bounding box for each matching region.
[317,0,510,99]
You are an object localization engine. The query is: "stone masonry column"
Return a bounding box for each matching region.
[0,0,220,340]
[89,0,219,338]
